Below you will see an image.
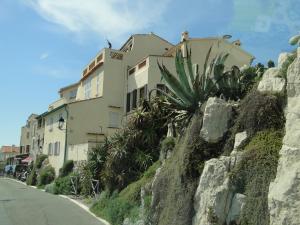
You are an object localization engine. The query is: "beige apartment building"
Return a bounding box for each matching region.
[41,33,173,174]
[20,113,45,160]
[37,32,253,174]
[124,33,254,116]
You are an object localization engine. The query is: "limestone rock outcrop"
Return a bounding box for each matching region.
[193,153,243,225]
[200,97,232,143]
[278,52,292,69]
[268,54,300,225]
[257,67,285,93]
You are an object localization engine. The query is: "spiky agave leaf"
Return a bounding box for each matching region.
[186,47,195,84]
[175,50,193,95]
[158,62,194,107]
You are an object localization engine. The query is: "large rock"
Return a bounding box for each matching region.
[286,57,300,98]
[200,97,232,143]
[226,193,246,224]
[193,154,243,225]
[278,52,292,69]
[257,68,285,93]
[268,54,300,225]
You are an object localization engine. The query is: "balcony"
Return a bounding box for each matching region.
[81,48,125,80]
[48,98,67,111]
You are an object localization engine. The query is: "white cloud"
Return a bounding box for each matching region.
[40,52,49,60]
[24,0,170,41]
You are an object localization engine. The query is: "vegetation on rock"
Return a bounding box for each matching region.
[230,130,284,225]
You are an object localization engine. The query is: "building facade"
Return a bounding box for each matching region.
[22,32,254,174]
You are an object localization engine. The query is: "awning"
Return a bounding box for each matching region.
[21,156,33,163]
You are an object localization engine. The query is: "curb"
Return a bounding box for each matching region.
[1,178,110,225]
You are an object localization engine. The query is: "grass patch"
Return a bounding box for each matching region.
[230,129,283,225]
[91,161,160,225]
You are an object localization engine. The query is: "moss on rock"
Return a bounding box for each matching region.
[230,129,284,225]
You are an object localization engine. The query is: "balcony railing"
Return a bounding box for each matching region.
[81,49,124,79]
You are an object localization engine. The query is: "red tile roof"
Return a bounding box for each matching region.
[1,146,20,153]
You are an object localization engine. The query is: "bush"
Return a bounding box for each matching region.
[91,162,160,225]
[35,154,48,169]
[59,160,74,177]
[38,166,55,186]
[91,191,137,225]
[45,183,56,194]
[26,167,37,186]
[53,175,73,195]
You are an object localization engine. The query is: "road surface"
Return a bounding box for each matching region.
[0,178,105,225]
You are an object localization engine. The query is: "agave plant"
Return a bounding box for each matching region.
[155,46,254,124]
[156,47,229,113]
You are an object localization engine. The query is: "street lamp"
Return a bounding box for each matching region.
[58,116,65,130]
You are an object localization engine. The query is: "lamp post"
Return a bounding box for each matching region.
[58,116,65,130]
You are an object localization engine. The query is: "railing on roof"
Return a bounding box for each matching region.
[81,49,124,79]
[128,58,148,76]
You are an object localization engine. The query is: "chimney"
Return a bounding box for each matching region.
[181,31,189,42]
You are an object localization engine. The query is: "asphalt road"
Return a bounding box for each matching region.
[0,178,105,225]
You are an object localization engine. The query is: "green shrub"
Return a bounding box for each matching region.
[26,167,37,186]
[91,162,160,225]
[45,183,56,194]
[230,130,283,225]
[59,160,74,177]
[35,154,48,169]
[91,191,137,225]
[38,166,55,186]
[53,175,73,195]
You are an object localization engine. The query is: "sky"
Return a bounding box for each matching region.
[0,0,299,146]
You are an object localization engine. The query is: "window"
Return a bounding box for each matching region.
[26,145,30,153]
[139,85,147,105]
[48,143,53,155]
[33,124,36,136]
[69,89,77,99]
[109,112,119,128]
[26,132,30,139]
[128,67,135,75]
[54,142,60,156]
[132,89,137,110]
[84,76,92,99]
[96,74,100,96]
[138,60,147,69]
[126,93,131,113]
[49,117,53,132]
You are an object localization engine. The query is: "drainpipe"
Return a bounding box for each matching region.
[63,106,69,163]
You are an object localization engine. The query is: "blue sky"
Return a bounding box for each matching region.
[0,0,299,146]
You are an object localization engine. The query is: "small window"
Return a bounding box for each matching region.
[26,132,30,139]
[132,89,137,110]
[89,60,95,70]
[48,143,53,155]
[138,60,147,69]
[97,54,103,63]
[26,145,30,153]
[49,117,53,132]
[69,90,77,99]
[109,112,119,128]
[54,142,60,156]
[139,85,147,105]
[126,93,131,113]
[128,67,136,75]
